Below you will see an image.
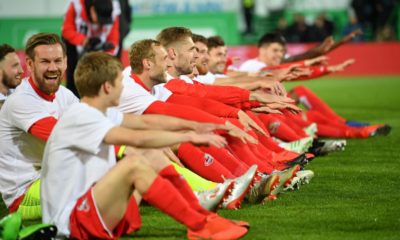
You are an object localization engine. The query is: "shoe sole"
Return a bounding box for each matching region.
[247,174,280,204]
[224,176,255,210]
[19,224,57,240]
[214,182,235,212]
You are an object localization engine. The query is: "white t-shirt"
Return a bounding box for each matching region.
[179,75,195,84]
[118,69,159,115]
[239,58,267,72]
[41,102,123,237]
[0,89,15,110]
[196,72,216,85]
[0,78,78,207]
[151,83,172,102]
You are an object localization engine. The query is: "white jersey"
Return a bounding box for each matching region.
[0,89,15,110]
[41,103,123,237]
[196,72,216,85]
[239,58,267,72]
[0,78,78,207]
[179,75,195,84]
[118,69,159,115]
[151,83,172,102]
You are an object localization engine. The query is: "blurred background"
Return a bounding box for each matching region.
[0,0,399,75]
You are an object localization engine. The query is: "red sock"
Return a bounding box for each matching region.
[226,137,274,174]
[143,175,206,230]
[258,114,304,141]
[258,135,283,153]
[178,143,234,182]
[293,86,346,123]
[159,165,211,215]
[200,146,249,177]
[284,112,312,128]
[315,123,348,138]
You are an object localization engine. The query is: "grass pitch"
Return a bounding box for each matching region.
[1,76,399,239]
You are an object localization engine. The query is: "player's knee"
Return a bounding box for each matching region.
[119,155,146,174]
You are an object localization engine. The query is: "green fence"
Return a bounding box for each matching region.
[0,12,240,49]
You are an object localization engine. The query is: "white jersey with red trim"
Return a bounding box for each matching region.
[117,67,159,115]
[0,78,78,207]
[178,75,195,84]
[41,102,123,237]
[239,58,267,72]
[196,72,216,85]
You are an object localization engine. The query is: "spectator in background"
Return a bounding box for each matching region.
[376,25,396,41]
[342,12,364,42]
[285,13,310,43]
[242,0,255,35]
[117,0,132,57]
[275,17,289,38]
[307,13,335,42]
[62,0,121,97]
[351,0,396,40]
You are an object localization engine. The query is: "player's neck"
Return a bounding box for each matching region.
[81,96,109,114]
[137,72,154,90]
[167,67,179,79]
[0,81,9,96]
[258,55,269,65]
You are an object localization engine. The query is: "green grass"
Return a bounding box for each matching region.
[1,76,400,239]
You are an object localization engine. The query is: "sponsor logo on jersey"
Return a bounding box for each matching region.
[204,153,214,166]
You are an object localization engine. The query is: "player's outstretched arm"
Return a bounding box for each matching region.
[104,127,227,149]
[121,114,222,133]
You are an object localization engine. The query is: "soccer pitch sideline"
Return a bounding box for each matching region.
[1,76,399,240]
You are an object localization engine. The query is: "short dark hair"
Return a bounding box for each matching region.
[0,44,15,62]
[129,39,161,74]
[207,36,225,50]
[258,33,286,48]
[192,34,208,45]
[25,33,66,60]
[156,27,192,48]
[74,52,122,97]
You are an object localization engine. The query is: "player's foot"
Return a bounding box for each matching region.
[0,212,57,240]
[269,165,301,197]
[221,165,257,210]
[195,181,234,212]
[187,214,248,239]
[283,176,301,191]
[19,224,57,240]
[283,153,308,168]
[303,123,318,137]
[370,124,391,137]
[296,170,314,185]
[310,139,346,156]
[246,173,280,204]
[278,136,314,154]
[0,212,22,240]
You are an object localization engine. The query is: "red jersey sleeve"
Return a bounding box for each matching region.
[28,116,58,141]
[144,101,225,124]
[164,80,250,105]
[295,65,329,81]
[261,60,306,71]
[61,3,86,46]
[167,94,240,118]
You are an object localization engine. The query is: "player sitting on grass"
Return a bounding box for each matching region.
[0,44,24,109]
[0,33,79,221]
[41,51,249,239]
[239,32,391,139]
